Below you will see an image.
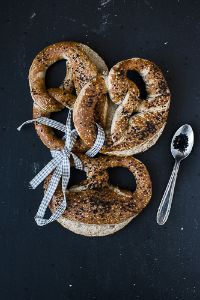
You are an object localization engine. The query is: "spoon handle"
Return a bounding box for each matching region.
[157,160,180,225]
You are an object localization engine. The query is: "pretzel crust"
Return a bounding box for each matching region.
[45,155,152,235]
[30,43,170,156]
[73,58,171,156]
[29,41,108,150]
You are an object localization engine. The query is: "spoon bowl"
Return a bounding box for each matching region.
[171,124,194,161]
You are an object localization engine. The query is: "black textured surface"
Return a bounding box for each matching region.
[1,0,200,299]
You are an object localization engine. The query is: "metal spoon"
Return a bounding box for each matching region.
[157,124,194,225]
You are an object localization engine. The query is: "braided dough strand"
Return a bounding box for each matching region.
[73,58,171,156]
[29,42,108,150]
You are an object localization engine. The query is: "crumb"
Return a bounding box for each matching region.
[30,12,36,19]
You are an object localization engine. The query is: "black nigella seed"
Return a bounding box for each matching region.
[173,133,189,153]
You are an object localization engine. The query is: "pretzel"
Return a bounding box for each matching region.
[45,155,152,236]
[73,58,171,156]
[29,42,108,150]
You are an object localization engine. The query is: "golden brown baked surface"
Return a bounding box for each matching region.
[73,58,171,156]
[45,155,152,225]
[29,41,108,150]
[30,43,170,157]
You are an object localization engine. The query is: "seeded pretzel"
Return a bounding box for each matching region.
[45,155,152,236]
[73,58,171,156]
[29,41,108,150]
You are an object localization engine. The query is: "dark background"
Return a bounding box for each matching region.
[1,0,200,299]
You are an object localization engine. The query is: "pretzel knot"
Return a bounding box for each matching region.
[73,58,171,156]
[46,155,152,236]
[29,41,108,150]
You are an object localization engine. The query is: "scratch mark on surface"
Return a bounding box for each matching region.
[101,13,110,31]
[65,17,76,23]
[144,0,153,10]
[19,158,24,166]
[92,13,111,35]
[100,0,112,6]
[194,218,198,229]
[32,162,40,174]
[30,12,36,19]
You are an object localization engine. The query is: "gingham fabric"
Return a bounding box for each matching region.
[85,123,105,157]
[17,110,105,226]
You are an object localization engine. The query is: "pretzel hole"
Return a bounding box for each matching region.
[46,60,67,88]
[127,70,147,100]
[68,168,87,188]
[108,167,136,192]
[51,108,75,138]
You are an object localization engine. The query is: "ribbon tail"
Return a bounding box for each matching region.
[17,119,38,131]
[29,155,62,189]
[41,193,67,225]
[37,158,71,226]
[34,164,63,226]
[18,117,67,132]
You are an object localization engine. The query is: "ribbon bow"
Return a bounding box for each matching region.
[17,111,105,226]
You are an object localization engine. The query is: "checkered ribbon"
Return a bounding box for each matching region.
[17,111,105,226]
